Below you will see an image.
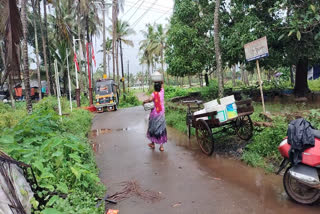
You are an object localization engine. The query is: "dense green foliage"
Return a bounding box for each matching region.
[165,0,213,77]
[165,0,320,94]
[0,97,105,214]
[309,79,320,91]
[119,91,140,108]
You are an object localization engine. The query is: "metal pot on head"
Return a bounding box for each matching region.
[151,71,164,82]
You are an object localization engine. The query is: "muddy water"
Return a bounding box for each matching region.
[168,127,320,213]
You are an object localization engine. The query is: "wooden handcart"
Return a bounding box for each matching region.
[183,99,254,155]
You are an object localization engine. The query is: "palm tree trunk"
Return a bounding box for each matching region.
[102,2,107,75]
[38,0,51,96]
[43,0,53,95]
[148,62,151,89]
[108,53,111,78]
[112,0,118,84]
[32,0,42,100]
[119,39,125,94]
[214,0,223,98]
[8,75,15,109]
[0,43,15,108]
[77,13,83,93]
[116,41,120,84]
[21,0,32,113]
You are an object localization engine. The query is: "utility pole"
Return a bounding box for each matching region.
[127,60,129,92]
[92,1,111,77]
[119,39,125,95]
[102,0,106,75]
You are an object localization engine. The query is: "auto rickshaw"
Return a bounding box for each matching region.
[95,77,119,112]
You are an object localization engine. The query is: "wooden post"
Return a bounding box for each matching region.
[66,49,72,112]
[256,60,266,113]
[54,60,62,119]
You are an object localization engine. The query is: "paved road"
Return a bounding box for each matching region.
[92,107,319,214]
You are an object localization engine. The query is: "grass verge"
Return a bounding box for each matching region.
[0,97,105,214]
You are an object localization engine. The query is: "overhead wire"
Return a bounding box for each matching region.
[154,8,172,22]
[125,3,170,14]
[122,0,142,17]
[125,0,172,10]
[131,0,159,28]
[126,0,145,22]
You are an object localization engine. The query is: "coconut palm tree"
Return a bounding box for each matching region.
[100,38,112,78]
[0,0,23,108]
[111,0,125,87]
[116,20,135,93]
[139,24,157,86]
[37,0,51,96]
[43,0,54,95]
[21,0,32,113]
[31,0,42,100]
[108,20,135,92]
[154,24,166,73]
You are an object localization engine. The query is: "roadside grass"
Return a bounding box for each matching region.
[0,97,105,213]
[118,91,141,108]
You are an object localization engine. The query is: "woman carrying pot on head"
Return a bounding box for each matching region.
[143,75,167,151]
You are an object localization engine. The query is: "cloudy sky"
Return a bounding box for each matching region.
[93,0,174,76]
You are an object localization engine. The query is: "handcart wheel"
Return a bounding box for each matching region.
[195,119,214,155]
[234,115,253,140]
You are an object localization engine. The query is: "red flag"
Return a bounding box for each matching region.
[73,53,80,72]
[92,46,96,67]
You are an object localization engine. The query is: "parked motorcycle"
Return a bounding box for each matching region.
[278,129,320,205]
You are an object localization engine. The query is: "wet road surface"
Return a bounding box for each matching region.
[92,106,319,214]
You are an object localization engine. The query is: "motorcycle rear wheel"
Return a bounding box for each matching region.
[283,167,320,205]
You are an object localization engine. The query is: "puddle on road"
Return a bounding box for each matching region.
[91,128,132,137]
[167,127,320,213]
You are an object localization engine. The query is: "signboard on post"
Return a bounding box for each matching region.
[244,36,269,62]
[244,36,269,113]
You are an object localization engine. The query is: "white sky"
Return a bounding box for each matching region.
[93,0,174,76]
[29,0,174,76]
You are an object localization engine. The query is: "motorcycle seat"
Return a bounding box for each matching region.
[313,129,320,139]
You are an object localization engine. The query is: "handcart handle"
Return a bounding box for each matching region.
[182,100,203,105]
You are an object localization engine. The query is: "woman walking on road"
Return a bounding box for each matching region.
[143,81,167,151]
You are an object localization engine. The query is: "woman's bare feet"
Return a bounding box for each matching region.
[159,145,164,152]
[148,143,155,149]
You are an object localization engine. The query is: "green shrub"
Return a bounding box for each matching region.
[166,107,187,134]
[198,80,219,100]
[119,91,140,108]
[241,151,265,168]
[0,102,27,130]
[165,86,196,100]
[309,79,320,91]
[245,117,287,160]
[0,102,105,213]
[307,109,320,129]
[33,96,71,113]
